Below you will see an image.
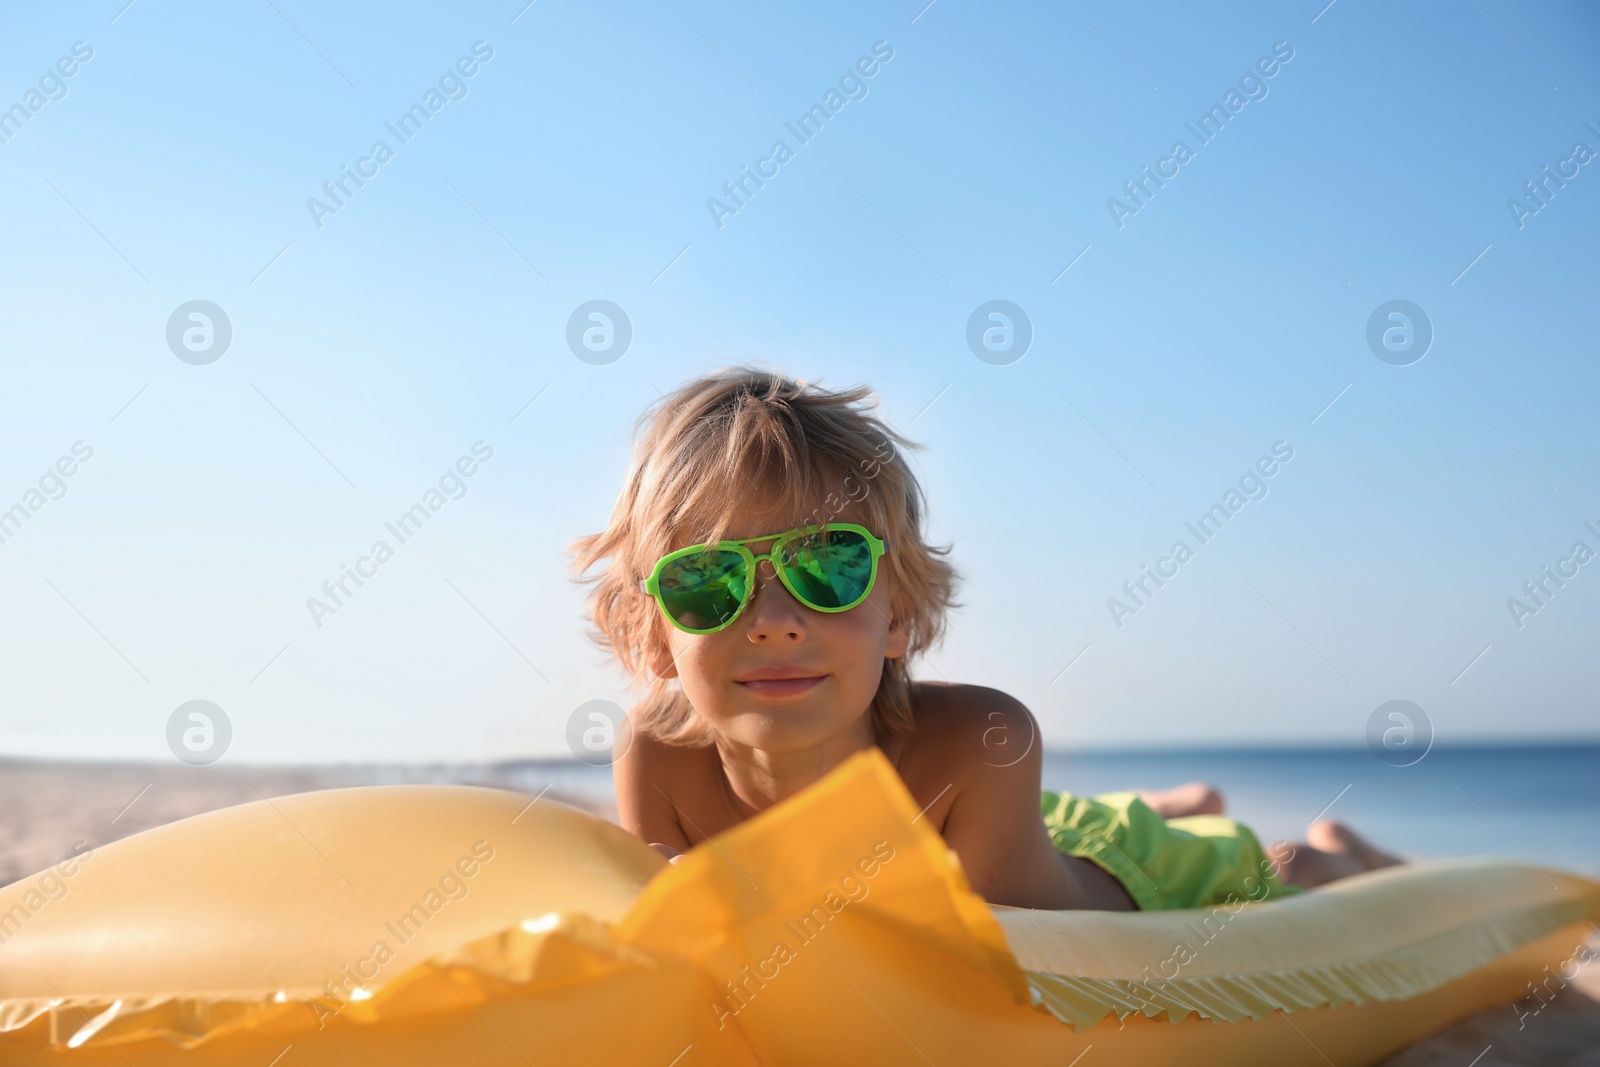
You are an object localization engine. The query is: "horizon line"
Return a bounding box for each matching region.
[4,736,1598,770]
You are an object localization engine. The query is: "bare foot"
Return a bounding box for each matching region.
[1137,781,1225,819]
[1270,820,1403,889]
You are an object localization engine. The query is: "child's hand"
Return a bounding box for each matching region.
[648,842,685,864]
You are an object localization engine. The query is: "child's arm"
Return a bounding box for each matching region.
[923,689,1136,911]
[613,724,694,857]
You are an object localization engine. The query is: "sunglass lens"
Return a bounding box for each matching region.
[779,529,874,609]
[658,549,748,630]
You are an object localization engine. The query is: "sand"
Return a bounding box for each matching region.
[0,757,615,888]
[2,758,1595,1063]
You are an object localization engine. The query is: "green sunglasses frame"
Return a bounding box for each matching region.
[639,522,890,635]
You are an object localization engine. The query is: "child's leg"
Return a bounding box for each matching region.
[1136,781,1224,818]
[1267,820,1403,888]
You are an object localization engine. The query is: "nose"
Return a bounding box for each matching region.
[745,562,806,644]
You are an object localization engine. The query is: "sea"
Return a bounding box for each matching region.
[487,743,1600,877]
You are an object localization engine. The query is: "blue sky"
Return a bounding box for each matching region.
[1,0,1595,762]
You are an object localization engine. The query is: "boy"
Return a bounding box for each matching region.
[570,368,1399,911]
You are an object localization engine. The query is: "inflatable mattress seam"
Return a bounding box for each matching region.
[1021,898,1591,1029]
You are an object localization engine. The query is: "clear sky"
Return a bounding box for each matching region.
[1,0,1595,763]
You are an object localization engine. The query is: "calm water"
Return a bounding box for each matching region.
[1039,745,1599,877]
[492,744,1600,877]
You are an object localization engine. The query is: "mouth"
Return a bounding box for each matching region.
[734,670,827,697]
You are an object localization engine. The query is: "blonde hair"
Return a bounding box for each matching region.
[568,366,959,745]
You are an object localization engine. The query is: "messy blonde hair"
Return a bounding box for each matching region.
[568,366,959,745]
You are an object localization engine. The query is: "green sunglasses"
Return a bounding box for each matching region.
[640,523,889,635]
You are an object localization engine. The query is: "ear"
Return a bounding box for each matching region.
[883,603,910,660]
[647,640,679,680]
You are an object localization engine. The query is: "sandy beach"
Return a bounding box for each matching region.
[3,758,1595,1064]
[0,757,616,889]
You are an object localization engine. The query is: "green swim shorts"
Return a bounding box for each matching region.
[1040,790,1300,911]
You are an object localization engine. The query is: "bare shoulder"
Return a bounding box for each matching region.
[900,682,1077,908]
[910,679,1033,722]
[890,682,1041,837]
[614,720,720,791]
[612,720,720,848]
[902,681,1040,773]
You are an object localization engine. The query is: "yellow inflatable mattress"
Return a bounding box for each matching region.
[1,748,1594,1065]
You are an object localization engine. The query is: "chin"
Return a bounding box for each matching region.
[729,700,861,750]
